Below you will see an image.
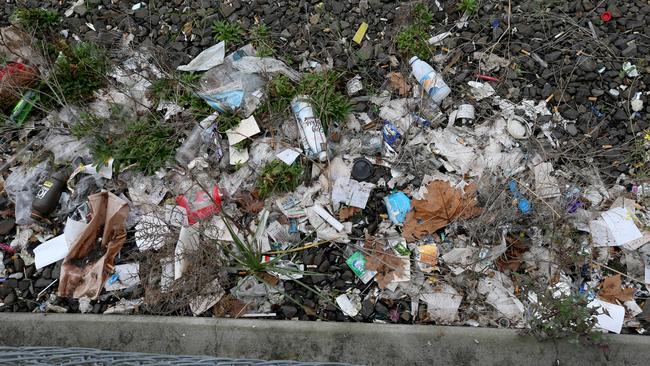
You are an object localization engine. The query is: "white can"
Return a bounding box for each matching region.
[291,95,328,162]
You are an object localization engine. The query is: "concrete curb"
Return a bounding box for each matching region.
[0,314,648,365]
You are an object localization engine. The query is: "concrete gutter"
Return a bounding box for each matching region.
[0,314,648,365]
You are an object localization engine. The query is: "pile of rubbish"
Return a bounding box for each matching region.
[1,4,650,338]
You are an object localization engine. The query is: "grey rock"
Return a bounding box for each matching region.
[34,278,53,288]
[613,109,628,121]
[3,292,16,305]
[566,124,578,136]
[281,305,298,318]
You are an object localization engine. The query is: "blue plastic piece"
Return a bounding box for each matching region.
[508,180,532,214]
[384,191,411,224]
[382,122,401,146]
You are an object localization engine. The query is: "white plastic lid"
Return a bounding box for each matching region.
[409,56,419,65]
[318,151,328,162]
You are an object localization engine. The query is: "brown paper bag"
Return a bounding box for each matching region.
[58,191,129,299]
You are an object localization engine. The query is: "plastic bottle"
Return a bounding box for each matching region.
[291,96,328,162]
[31,170,70,220]
[409,56,451,104]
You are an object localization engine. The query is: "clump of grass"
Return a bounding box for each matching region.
[526,289,600,341]
[148,72,213,120]
[394,3,434,60]
[47,42,109,105]
[256,160,303,198]
[216,112,241,133]
[212,20,244,48]
[299,72,351,130]
[10,8,60,34]
[263,74,298,115]
[72,109,179,174]
[249,23,275,57]
[458,0,478,13]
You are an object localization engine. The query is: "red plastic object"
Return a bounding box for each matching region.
[600,11,612,22]
[476,74,500,82]
[175,185,222,225]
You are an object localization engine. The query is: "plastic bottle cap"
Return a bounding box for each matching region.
[351,158,374,181]
[600,11,612,22]
[317,151,328,162]
[409,56,419,65]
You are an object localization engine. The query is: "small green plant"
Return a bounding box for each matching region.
[76,110,179,174]
[256,160,303,198]
[216,112,241,133]
[458,0,478,13]
[263,74,298,115]
[212,20,244,47]
[47,42,109,105]
[11,8,60,34]
[526,289,600,341]
[149,72,213,120]
[394,4,434,59]
[299,72,351,130]
[249,23,275,57]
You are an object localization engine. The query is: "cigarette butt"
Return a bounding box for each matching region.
[442,47,449,52]
[588,96,598,101]
[352,22,368,45]
[521,50,530,56]
[602,145,613,149]
[545,94,554,103]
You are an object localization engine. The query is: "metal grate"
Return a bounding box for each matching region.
[0,347,356,366]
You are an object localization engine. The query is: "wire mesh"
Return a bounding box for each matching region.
[0,347,356,366]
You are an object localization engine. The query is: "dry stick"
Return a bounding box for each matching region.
[592,260,645,285]
[512,177,562,219]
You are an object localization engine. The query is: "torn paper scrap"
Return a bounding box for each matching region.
[276,148,302,165]
[331,177,374,209]
[534,162,561,198]
[135,214,170,251]
[177,41,225,72]
[229,146,249,165]
[34,235,68,270]
[105,263,140,291]
[190,279,225,316]
[227,115,261,146]
[419,283,463,324]
[468,81,495,100]
[336,293,362,317]
[276,194,306,218]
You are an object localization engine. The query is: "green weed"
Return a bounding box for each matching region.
[47,42,108,105]
[458,0,478,13]
[394,4,434,59]
[263,74,298,115]
[299,72,351,130]
[149,72,213,120]
[212,20,244,48]
[216,112,241,134]
[256,160,303,198]
[75,109,179,174]
[526,289,599,341]
[249,23,275,57]
[11,8,60,34]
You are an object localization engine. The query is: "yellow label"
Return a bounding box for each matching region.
[352,22,368,45]
[42,181,53,188]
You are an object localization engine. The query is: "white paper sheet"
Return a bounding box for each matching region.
[601,207,642,246]
[336,294,360,317]
[104,263,140,291]
[177,41,225,72]
[589,299,625,334]
[331,177,374,209]
[229,146,249,165]
[34,235,68,270]
[227,115,260,146]
[276,148,302,165]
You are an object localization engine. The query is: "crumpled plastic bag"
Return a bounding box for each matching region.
[403,180,482,242]
[58,191,129,299]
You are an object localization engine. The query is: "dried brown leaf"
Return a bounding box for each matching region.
[339,206,361,221]
[403,180,482,242]
[598,274,635,303]
[387,72,410,97]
